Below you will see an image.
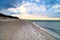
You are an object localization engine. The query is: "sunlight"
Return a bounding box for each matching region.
[18,6,27,13]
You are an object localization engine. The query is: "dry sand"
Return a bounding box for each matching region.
[0,19,58,40]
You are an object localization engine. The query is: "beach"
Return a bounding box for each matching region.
[0,19,59,40]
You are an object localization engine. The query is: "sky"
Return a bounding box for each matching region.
[0,0,60,19]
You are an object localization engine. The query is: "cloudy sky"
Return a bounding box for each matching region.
[0,0,60,19]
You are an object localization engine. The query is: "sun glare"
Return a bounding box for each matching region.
[18,6,27,13]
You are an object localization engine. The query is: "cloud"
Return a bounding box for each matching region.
[11,2,47,19]
[45,4,60,18]
[52,4,60,12]
[0,0,48,19]
[1,0,60,18]
[12,13,47,19]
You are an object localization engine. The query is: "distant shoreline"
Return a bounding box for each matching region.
[27,20,60,22]
[0,13,19,19]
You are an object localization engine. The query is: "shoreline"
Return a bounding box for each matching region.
[0,19,59,40]
[32,22,60,39]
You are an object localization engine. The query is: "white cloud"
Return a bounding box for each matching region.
[1,1,47,19]
[52,4,60,12]
[55,10,60,12]
[12,13,47,19]
[8,8,17,12]
[36,0,40,2]
[11,2,47,19]
[52,4,60,9]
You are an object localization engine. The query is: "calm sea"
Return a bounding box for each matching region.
[29,20,60,39]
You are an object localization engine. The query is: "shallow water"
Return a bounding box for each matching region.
[34,22,60,35]
[29,20,60,39]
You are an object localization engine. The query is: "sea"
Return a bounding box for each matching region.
[29,20,60,40]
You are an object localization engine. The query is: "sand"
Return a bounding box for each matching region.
[0,19,58,40]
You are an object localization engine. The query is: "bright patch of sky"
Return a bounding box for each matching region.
[0,0,60,18]
[52,4,60,12]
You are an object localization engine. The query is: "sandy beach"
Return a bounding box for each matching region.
[0,19,59,40]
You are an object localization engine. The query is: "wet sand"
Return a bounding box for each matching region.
[0,19,58,40]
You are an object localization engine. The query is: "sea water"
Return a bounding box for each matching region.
[29,20,60,40]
